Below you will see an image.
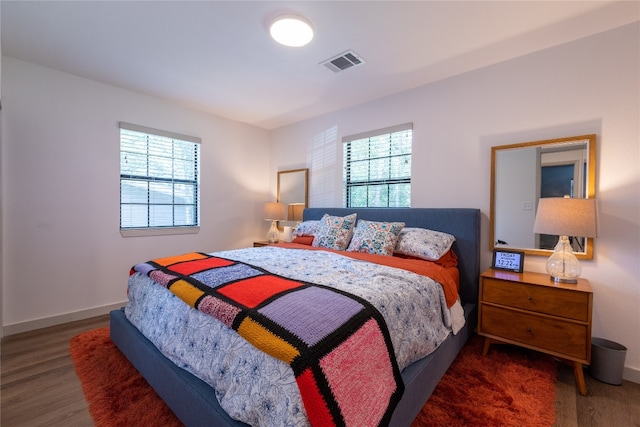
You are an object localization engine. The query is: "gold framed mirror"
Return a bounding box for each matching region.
[490,134,596,259]
[277,168,309,227]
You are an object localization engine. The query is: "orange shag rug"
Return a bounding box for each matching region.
[70,328,557,427]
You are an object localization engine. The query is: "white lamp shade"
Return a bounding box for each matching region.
[533,197,597,238]
[264,202,286,220]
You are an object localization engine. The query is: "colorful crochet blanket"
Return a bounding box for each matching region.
[132,252,404,427]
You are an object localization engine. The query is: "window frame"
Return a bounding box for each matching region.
[119,122,201,237]
[342,123,413,208]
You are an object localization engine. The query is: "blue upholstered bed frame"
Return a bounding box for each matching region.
[110,207,481,427]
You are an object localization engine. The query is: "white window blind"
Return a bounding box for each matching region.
[343,123,412,208]
[120,122,200,234]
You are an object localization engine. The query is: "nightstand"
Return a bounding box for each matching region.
[478,269,593,395]
[253,241,271,247]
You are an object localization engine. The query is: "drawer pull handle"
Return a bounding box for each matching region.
[527,296,533,301]
[526,327,532,333]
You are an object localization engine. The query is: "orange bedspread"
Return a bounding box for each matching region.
[272,243,460,308]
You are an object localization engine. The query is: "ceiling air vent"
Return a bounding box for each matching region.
[320,50,366,73]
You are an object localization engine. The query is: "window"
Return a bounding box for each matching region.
[343,123,412,208]
[120,122,200,236]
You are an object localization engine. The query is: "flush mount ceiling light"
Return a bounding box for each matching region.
[270,15,313,47]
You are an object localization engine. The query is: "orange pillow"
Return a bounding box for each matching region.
[291,235,314,245]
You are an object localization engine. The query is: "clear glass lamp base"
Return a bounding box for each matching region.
[267,220,279,243]
[546,235,581,284]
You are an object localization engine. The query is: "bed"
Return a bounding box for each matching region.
[110,207,480,427]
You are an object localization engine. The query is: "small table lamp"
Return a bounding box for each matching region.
[264,202,286,243]
[288,203,305,226]
[533,196,597,283]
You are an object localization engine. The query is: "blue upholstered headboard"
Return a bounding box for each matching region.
[303,208,481,305]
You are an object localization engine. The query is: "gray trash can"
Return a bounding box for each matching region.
[590,337,627,385]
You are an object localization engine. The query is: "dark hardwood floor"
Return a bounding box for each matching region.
[1,315,109,427]
[2,315,639,426]
[555,359,640,426]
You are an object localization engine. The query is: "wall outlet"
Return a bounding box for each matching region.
[522,201,533,210]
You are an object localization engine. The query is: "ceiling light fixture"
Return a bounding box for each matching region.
[270,15,313,47]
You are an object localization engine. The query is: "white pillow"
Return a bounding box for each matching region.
[292,220,320,238]
[394,227,455,261]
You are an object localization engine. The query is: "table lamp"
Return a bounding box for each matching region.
[264,202,286,243]
[533,196,597,283]
[287,203,305,226]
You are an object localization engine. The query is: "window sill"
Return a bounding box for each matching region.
[120,227,200,237]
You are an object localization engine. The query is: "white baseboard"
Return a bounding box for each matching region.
[2,300,128,336]
[622,366,640,384]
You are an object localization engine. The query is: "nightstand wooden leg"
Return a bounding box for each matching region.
[573,362,588,396]
[482,337,491,356]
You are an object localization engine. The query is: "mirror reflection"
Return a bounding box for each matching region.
[490,134,596,259]
[277,168,309,228]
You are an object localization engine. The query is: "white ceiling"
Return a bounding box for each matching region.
[2,1,638,130]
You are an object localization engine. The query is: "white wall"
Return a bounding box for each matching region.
[269,23,640,381]
[1,57,270,333]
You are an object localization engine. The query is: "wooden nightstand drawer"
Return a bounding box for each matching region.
[482,277,590,321]
[481,305,589,361]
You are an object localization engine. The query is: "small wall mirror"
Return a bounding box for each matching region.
[277,168,309,228]
[490,134,596,259]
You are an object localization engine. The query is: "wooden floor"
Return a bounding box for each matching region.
[1,315,110,427]
[555,360,640,427]
[2,315,639,427]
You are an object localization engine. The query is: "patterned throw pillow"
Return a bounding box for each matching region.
[394,227,456,261]
[292,220,320,238]
[346,220,405,256]
[312,213,357,251]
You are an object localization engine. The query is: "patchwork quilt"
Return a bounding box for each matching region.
[132,251,404,427]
